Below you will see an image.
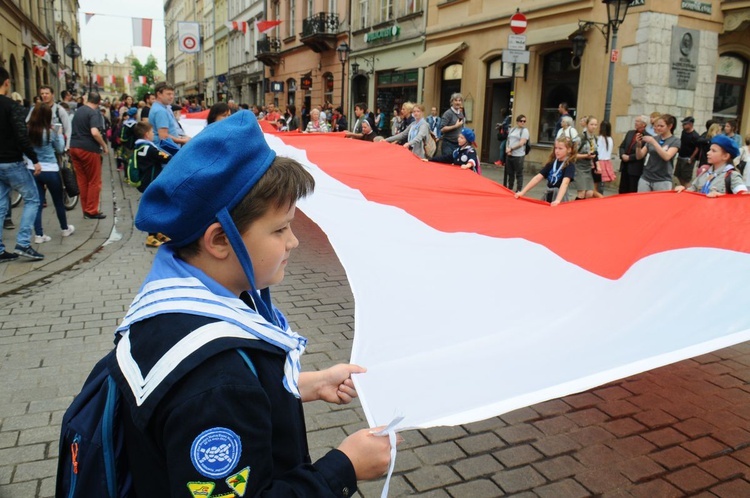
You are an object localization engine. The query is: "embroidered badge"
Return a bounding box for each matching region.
[187,481,215,497]
[226,466,250,496]
[190,427,242,479]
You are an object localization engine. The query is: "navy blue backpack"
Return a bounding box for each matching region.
[55,327,257,498]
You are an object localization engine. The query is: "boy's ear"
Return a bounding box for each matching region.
[201,222,232,259]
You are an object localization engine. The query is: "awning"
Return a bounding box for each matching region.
[524,22,579,46]
[397,42,468,70]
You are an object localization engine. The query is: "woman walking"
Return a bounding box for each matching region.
[575,116,598,199]
[27,104,74,242]
[596,120,616,192]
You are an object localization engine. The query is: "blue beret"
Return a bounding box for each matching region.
[135,110,276,246]
[711,134,740,160]
[127,107,138,116]
[460,127,476,144]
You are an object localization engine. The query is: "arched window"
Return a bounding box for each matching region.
[440,63,462,114]
[539,49,580,143]
[713,53,747,128]
[323,72,334,106]
[286,78,297,106]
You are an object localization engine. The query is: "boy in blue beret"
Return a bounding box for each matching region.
[424,127,480,174]
[112,110,395,496]
[675,134,748,196]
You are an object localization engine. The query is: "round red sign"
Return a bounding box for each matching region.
[510,12,528,35]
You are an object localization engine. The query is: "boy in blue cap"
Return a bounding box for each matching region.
[112,110,395,496]
[424,127,480,174]
[675,134,747,196]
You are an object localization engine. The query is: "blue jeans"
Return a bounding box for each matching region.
[0,161,40,252]
[35,171,69,235]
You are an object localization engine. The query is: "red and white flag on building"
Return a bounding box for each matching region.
[85,12,95,25]
[32,44,50,61]
[132,17,153,47]
[96,75,104,87]
[109,75,116,85]
[126,75,133,86]
[138,75,147,85]
[58,69,66,80]
[255,20,282,34]
[225,21,248,34]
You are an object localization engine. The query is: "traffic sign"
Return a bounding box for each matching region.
[508,34,527,51]
[510,12,528,35]
[502,49,530,65]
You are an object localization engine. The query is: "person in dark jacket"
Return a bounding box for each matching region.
[111,111,396,497]
[0,66,44,262]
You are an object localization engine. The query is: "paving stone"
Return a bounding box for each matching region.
[414,441,465,466]
[462,417,507,434]
[533,415,578,436]
[566,407,610,428]
[532,455,585,481]
[711,427,750,449]
[598,400,641,418]
[496,423,543,445]
[356,475,412,497]
[681,436,729,459]
[500,407,540,425]
[709,478,750,497]
[531,434,581,459]
[12,458,57,483]
[699,455,750,480]
[617,456,666,483]
[603,418,647,438]
[419,426,468,444]
[0,482,38,497]
[534,478,591,498]
[606,435,657,458]
[574,468,631,494]
[532,399,572,417]
[455,432,505,455]
[492,465,547,494]
[651,446,701,470]
[1,412,50,431]
[445,479,503,498]
[593,385,632,401]
[405,464,462,492]
[574,443,624,468]
[673,417,717,439]
[452,454,503,480]
[563,392,602,410]
[629,478,684,497]
[642,427,689,448]
[568,426,616,447]
[493,444,543,469]
[663,465,719,494]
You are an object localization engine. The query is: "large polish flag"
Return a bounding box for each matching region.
[181,115,750,432]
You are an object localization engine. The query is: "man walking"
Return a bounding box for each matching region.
[70,91,108,219]
[30,86,72,150]
[440,93,465,156]
[149,82,190,154]
[675,116,699,188]
[0,67,44,261]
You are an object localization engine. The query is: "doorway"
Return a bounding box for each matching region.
[482,81,511,164]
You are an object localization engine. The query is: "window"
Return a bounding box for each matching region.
[288,1,296,38]
[307,0,314,16]
[402,0,422,16]
[357,0,370,30]
[328,0,336,14]
[379,0,393,23]
[713,53,747,127]
[287,78,297,105]
[439,63,462,114]
[538,49,579,143]
[323,72,334,105]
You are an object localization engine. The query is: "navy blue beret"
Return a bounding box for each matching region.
[135,110,276,246]
[711,134,740,160]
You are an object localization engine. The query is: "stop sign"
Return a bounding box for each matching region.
[510,12,528,35]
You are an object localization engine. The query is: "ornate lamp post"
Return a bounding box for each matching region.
[64,40,81,94]
[602,0,631,122]
[336,42,350,110]
[85,60,94,93]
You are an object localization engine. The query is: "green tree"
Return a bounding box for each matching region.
[132,55,158,102]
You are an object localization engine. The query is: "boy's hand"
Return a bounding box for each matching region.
[338,427,403,481]
[299,364,365,404]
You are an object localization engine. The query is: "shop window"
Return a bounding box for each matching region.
[379,0,393,23]
[440,63,462,114]
[538,49,579,144]
[323,72,334,106]
[713,53,747,128]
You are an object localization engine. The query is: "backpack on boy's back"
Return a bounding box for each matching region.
[125,141,171,192]
[55,323,258,498]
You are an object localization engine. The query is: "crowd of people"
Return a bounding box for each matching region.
[512,102,750,205]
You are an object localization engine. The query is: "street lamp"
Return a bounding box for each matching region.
[602,0,630,122]
[85,60,94,93]
[336,42,350,109]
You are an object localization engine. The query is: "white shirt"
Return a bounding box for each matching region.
[597,136,613,161]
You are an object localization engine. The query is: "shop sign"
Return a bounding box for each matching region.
[681,0,711,14]
[271,81,284,93]
[300,76,312,90]
[365,26,400,43]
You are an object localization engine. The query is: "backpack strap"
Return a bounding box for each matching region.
[725,170,734,195]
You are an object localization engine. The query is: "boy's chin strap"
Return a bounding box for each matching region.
[216,208,278,327]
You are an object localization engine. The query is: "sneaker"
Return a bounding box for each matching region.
[14,245,44,260]
[145,235,162,248]
[494,160,504,166]
[83,212,107,219]
[3,219,14,230]
[34,234,52,244]
[0,251,19,263]
[61,225,75,237]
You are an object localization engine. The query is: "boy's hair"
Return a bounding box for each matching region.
[133,121,152,139]
[175,156,314,260]
[154,82,174,95]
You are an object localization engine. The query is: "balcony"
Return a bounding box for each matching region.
[301,13,339,53]
[256,37,281,66]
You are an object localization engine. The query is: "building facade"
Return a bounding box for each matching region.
[419,0,750,163]
[227,0,265,106]
[0,0,78,101]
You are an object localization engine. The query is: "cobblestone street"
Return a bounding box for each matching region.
[0,158,748,497]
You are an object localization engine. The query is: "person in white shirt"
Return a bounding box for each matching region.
[504,115,530,192]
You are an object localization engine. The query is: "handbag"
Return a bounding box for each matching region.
[60,164,79,197]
